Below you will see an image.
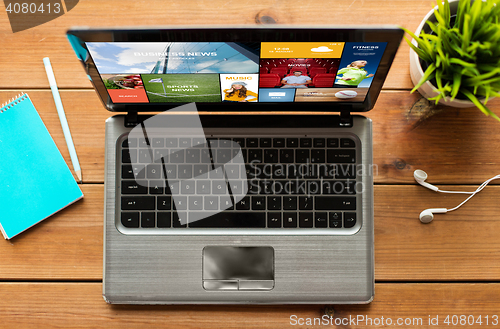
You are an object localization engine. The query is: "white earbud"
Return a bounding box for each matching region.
[415,170,500,224]
[414,169,439,192]
[419,208,448,223]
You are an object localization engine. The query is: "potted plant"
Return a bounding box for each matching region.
[403,0,500,121]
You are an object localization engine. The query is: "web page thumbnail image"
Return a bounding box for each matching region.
[334,42,387,88]
[259,58,340,89]
[220,74,259,102]
[101,74,148,103]
[141,74,221,103]
[294,88,368,102]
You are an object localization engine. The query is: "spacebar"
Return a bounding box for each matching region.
[189,212,266,228]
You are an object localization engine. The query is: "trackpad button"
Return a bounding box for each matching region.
[203,246,274,291]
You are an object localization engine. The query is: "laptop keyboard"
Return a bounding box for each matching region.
[118,135,359,232]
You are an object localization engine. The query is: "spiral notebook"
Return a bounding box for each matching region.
[0,93,83,239]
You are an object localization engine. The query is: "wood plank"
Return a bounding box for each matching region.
[0,282,499,328]
[0,185,103,280]
[1,185,499,281]
[0,0,438,90]
[375,185,500,281]
[1,90,499,185]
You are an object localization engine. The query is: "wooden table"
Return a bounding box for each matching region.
[1,1,500,328]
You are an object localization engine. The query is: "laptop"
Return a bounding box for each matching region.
[67,26,403,304]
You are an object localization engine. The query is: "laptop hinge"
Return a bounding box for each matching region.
[339,111,353,127]
[125,111,139,127]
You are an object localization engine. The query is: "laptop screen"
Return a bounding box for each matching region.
[86,41,386,104]
[68,27,403,112]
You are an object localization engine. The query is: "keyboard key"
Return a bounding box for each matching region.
[315,196,356,210]
[121,180,148,194]
[327,138,339,148]
[167,180,179,194]
[299,196,313,210]
[212,180,227,194]
[189,196,203,210]
[314,212,328,228]
[220,196,233,210]
[173,196,187,210]
[207,138,218,148]
[327,149,356,163]
[252,196,266,210]
[122,138,137,148]
[329,212,342,228]
[272,164,287,179]
[122,165,135,179]
[163,165,177,179]
[179,138,191,148]
[295,149,310,163]
[313,138,325,147]
[178,165,193,179]
[192,138,205,146]
[147,164,162,178]
[330,211,341,220]
[204,196,218,210]
[141,212,156,228]
[264,149,279,163]
[340,138,356,148]
[172,212,187,228]
[196,180,211,194]
[311,149,325,163]
[300,138,312,147]
[122,149,136,163]
[181,180,195,194]
[344,212,356,228]
[166,138,178,148]
[260,138,272,147]
[248,149,263,163]
[170,149,185,163]
[283,213,297,227]
[121,196,155,210]
[157,196,171,210]
[286,138,298,147]
[149,180,164,194]
[267,213,282,228]
[157,212,171,228]
[152,138,164,148]
[283,196,297,210]
[216,148,232,164]
[335,164,356,179]
[186,149,200,163]
[299,212,314,228]
[279,149,294,163]
[189,212,266,228]
[139,149,152,163]
[194,165,210,178]
[138,138,149,148]
[232,138,245,147]
[121,212,139,228]
[235,196,251,210]
[246,138,258,147]
[153,149,168,163]
[273,138,285,147]
[267,196,282,210]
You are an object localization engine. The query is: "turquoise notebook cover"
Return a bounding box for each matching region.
[0,94,83,239]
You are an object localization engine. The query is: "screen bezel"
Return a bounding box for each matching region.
[67,26,403,113]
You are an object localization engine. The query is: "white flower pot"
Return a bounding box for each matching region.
[409,0,477,108]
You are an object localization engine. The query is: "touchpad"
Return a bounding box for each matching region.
[203,246,274,291]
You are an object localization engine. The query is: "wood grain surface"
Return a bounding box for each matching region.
[2,0,500,327]
[1,283,500,329]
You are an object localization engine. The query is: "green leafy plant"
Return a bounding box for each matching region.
[403,0,500,121]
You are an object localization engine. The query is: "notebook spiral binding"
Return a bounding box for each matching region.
[0,93,27,113]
